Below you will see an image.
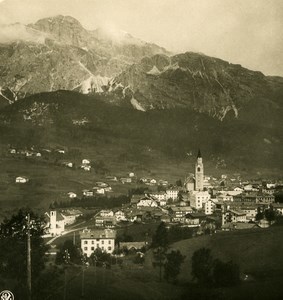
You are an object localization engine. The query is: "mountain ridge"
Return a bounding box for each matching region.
[0,15,282,129]
[0,15,169,102]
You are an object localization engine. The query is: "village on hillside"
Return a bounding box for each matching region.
[41,149,283,258]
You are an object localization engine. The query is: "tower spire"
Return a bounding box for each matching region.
[195,149,204,191]
[197,149,202,158]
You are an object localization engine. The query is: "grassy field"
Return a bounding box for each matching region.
[169,226,283,281]
[0,143,190,221]
[44,264,184,300]
[45,225,283,300]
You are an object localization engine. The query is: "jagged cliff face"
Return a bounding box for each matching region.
[0,15,169,102]
[111,52,283,123]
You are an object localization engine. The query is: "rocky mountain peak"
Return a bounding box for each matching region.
[28,15,89,47]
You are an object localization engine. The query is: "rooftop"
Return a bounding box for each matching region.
[80,228,116,239]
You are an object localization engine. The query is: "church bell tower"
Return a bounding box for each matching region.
[195,149,204,191]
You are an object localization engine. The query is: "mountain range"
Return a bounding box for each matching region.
[0,15,282,175]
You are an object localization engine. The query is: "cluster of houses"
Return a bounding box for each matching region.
[9,146,66,158]
[89,150,281,231]
[43,150,282,259]
[81,181,113,198]
[71,172,169,199]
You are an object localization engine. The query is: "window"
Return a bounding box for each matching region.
[84,241,88,244]
[102,240,104,244]
[92,241,94,244]
[84,247,87,251]
[108,240,111,245]
[102,246,104,250]
[91,247,94,251]
[197,167,200,172]
[108,246,111,251]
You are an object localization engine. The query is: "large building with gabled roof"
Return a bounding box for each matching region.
[80,228,116,257]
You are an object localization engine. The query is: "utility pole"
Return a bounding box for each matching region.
[27,213,32,300]
[64,268,67,300]
[81,267,85,299]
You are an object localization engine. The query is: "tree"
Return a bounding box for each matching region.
[191,248,214,285]
[191,247,240,288]
[90,248,112,266]
[56,240,82,265]
[176,179,182,187]
[275,191,283,203]
[164,250,185,283]
[264,206,276,222]
[255,207,264,221]
[152,222,169,281]
[0,209,48,298]
[152,247,167,281]
[213,259,240,287]
[152,222,168,249]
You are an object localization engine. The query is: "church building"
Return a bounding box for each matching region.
[195,149,204,191]
[185,149,204,192]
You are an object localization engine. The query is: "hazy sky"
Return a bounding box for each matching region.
[0,0,282,76]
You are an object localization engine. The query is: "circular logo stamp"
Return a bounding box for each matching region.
[0,290,14,300]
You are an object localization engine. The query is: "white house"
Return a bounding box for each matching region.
[95,182,108,188]
[204,199,217,215]
[68,192,77,198]
[140,177,148,183]
[273,203,283,215]
[120,177,132,184]
[100,210,114,218]
[166,189,179,201]
[240,206,257,221]
[159,199,167,206]
[94,188,105,195]
[128,172,135,178]
[190,191,211,210]
[45,210,65,236]
[83,190,94,197]
[105,176,117,181]
[56,149,65,154]
[149,179,157,185]
[137,199,158,207]
[80,228,116,257]
[216,193,234,202]
[169,206,193,223]
[228,209,247,223]
[82,159,90,165]
[66,162,73,168]
[25,151,33,157]
[234,187,244,192]
[61,209,83,225]
[15,176,29,183]
[149,191,167,201]
[266,183,276,189]
[114,210,126,222]
[81,165,91,171]
[244,184,259,192]
[158,180,168,186]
